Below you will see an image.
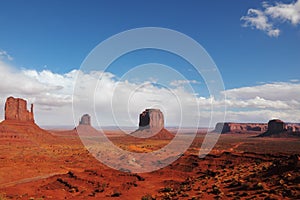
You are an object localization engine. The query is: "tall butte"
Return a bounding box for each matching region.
[0,96,53,141]
[131,108,174,140]
[75,114,100,136]
[5,96,35,123]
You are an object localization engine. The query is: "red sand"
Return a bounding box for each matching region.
[0,126,300,199]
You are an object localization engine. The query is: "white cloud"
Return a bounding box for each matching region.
[241,9,280,37]
[0,62,60,95]
[0,60,299,127]
[0,50,13,61]
[217,109,300,123]
[241,0,300,37]
[290,79,299,82]
[169,79,200,87]
[224,82,300,102]
[265,0,300,25]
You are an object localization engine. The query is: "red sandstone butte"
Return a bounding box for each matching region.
[132,109,174,140]
[5,96,34,123]
[139,109,164,130]
[0,96,55,142]
[74,114,100,136]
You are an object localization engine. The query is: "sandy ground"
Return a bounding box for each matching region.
[0,128,300,199]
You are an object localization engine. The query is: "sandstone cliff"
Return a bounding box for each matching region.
[0,96,54,142]
[258,119,300,137]
[79,114,91,126]
[214,122,267,134]
[139,109,164,130]
[132,109,173,140]
[213,119,300,137]
[5,96,34,122]
[75,114,100,136]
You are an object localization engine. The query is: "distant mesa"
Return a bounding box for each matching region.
[258,119,300,137]
[213,118,300,137]
[75,114,100,136]
[5,96,35,123]
[139,109,164,130]
[214,122,267,134]
[79,114,91,126]
[268,119,284,134]
[131,109,174,140]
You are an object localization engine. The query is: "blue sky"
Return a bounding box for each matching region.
[0,0,299,126]
[1,0,299,87]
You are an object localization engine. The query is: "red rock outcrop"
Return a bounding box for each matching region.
[75,114,100,136]
[215,120,300,135]
[268,119,284,134]
[132,109,173,140]
[5,96,34,123]
[0,97,54,142]
[286,123,300,132]
[139,109,164,130]
[79,114,91,126]
[214,122,267,134]
[258,119,300,137]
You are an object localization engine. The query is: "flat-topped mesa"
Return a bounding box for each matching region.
[75,114,100,136]
[139,109,164,130]
[214,122,267,134]
[214,119,300,136]
[257,119,300,137]
[268,119,284,134]
[5,96,34,123]
[79,114,91,126]
[132,109,173,140]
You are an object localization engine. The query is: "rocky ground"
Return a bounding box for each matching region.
[0,130,300,200]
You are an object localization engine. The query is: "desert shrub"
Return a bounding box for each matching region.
[111,191,121,197]
[160,187,172,192]
[141,194,154,200]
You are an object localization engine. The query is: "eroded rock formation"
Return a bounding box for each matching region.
[268,119,284,134]
[286,123,300,132]
[131,109,173,140]
[75,114,99,136]
[214,122,267,134]
[79,114,91,126]
[0,96,54,142]
[214,119,300,137]
[139,109,164,130]
[4,96,34,123]
[257,119,300,137]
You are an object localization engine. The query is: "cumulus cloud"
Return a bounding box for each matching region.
[195,81,300,123]
[0,62,60,95]
[73,71,202,128]
[224,82,300,102]
[241,0,300,37]
[241,9,280,37]
[0,60,299,127]
[0,50,13,61]
[169,80,200,87]
[290,79,299,83]
[0,61,77,125]
[265,0,300,25]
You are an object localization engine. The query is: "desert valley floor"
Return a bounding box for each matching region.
[0,124,300,200]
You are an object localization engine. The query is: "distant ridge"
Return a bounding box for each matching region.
[213,120,300,135]
[257,119,300,138]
